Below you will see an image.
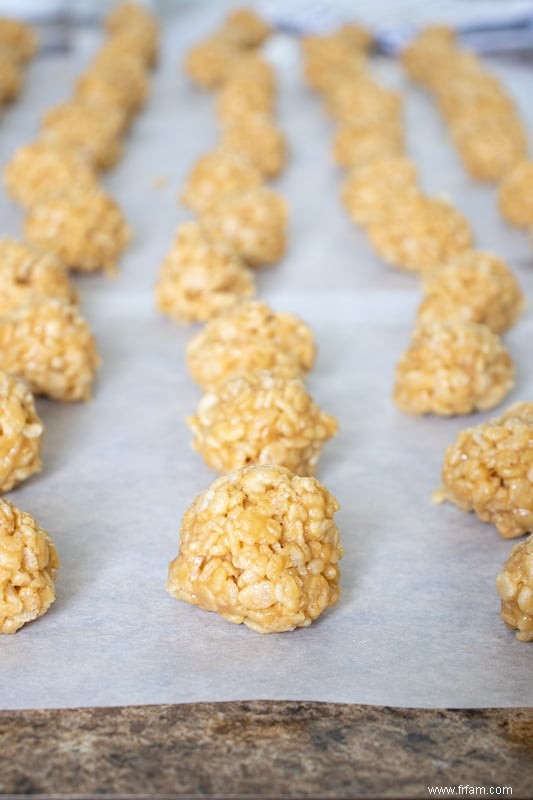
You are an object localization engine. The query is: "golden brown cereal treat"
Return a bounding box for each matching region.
[104,26,158,69]
[76,60,149,119]
[0,371,43,493]
[368,195,473,273]
[341,156,418,226]
[187,300,316,390]
[417,250,525,334]
[301,33,365,92]
[220,8,271,48]
[4,140,99,209]
[200,188,287,267]
[0,499,59,635]
[325,80,401,126]
[401,26,456,84]
[24,189,131,275]
[215,76,275,124]
[0,238,78,315]
[222,52,276,93]
[188,371,338,475]
[221,113,286,178]
[105,2,158,66]
[394,321,515,416]
[452,117,527,181]
[0,299,100,402]
[184,36,241,90]
[166,465,343,633]
[0,50,22,103]
[41,102,124,172]
[497,535,533,641]
[336,23,373,52]
[332,122,404,170]
[106,0,157,33]
[499,160,533,227]
[155,221,255,323]
[181,149,261,215]
[437,77,514,125]
[0,18,38,64]
[436,403,533,540]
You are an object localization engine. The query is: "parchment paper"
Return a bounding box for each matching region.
[0,3,532,710]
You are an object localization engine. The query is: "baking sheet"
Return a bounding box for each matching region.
[1,3,532,711]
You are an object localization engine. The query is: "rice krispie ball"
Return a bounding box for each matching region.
[0,499,59,635]
[301,34,366,92]
[106,0,158,36]
[156,221,255,323]
[181,149,262,214]
[0,238,78,315]
[184,36,241,90]
[0,50,22,103]
[452,117,527,182]
[105,3,159,66]
[188,371,338,475]
[436,403,533,540]
[222,53,276,93]
[75,61,149,121]
[221,113,286,178]
[24,189,131,274]
[368,195,473,273]
[41,102,124,172]
[341,156,418,226]
[187,300,316,390]
[220,8,271,48]
[215,76,275,124]
[4,140,99,209]
[393,321,515,416]
[104,26,158,70]
[0,299,100,402]
[417,251,525,334]
[200,188,288,267]
[166,465,343,633]
[0,19,37,64]
[325,81,401,126]
[0,371,43,493]
[497,536,533,641]
[499,160,533,227]
[332,123,404,170]
[401,26,455,84]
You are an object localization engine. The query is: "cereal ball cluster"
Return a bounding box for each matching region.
[166,465,343,633]
[219,8,271,48]
[41,102,124,171]
[497,536,533,642]
[0,18,38,63]
[200,187,288,267]
[417,251,525,334]
[341,156,418,226]
[155,221,255,323]
[0,299,100,402]
[215,76,275,124]
[451,117,527,182]
[498,160,533,228]
[393,321,514,416]
[0,50,22,103]
[368,195,473,272]
[301,31,370,93]
[187,371,338,475]
[184,36,241,90]
[402,26,456,84]
[220,113,286,178]
[325,81,401,126]
[181,149,262,214]
[105,1,159,67]
[436,403,533,539]
[0,499,59,635]
[24,188,131,274]
[75,59,149,123]
[223,52,276,93]
[332,123,404,170]
[187,301,316,390]
[0,371,43,493]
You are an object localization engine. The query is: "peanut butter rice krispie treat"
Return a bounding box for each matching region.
[436,403,533,539]
[0,499,59,634]
[394,321,515,416]
[76,61,149,120]
[0,371,43,493]
[341,156,418,226]
[187,301,316,390]
[215,76,275,124]
[497,536,533,641]
[156,222,255,323]
[301,34,367,92]
[188,371,338,476]
[0,299,99,402]
[106,0,157,35]
[324,81,401,126]
[181,149,262,215]
[105,3,159,67]
[200,188,288,267]
[0,238,78,315]
[24,189,130,274]
[219,8,271,48]
[368,195,473,273]
[221,113,286,178]
[41,102,124,172]
[0,50,22,103]
[452,117,527,182]
[401,26,455,84]
[0,18,38,64]
[166,465,343,633]
[499,160,533,228]
[332,123,404,170]
[222,53,276,93]
[185,36,241,90]
[417,251,525,334]
[105,26,158,70]
[4,140,99,209]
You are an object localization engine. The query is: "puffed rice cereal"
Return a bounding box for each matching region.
[215,76,275,124]
[184,36,241,90]
[393,321,515,416]
[401,26,455,84]
[222,53,276,93]
[451,117,527,182]
[104,26,158,69]
[497,535,533,641]
[499,160,533,228]
[341,156,418,226]
[221,113,286,178]
[324,80,401,126]
[332,122,404,170]
[0,371,43,493]
[41,102,124,171]
[0,18,37,64]
[219,8,271,48]
[180,149,262,214]
[75,61,149,121]
[166,465,343,633]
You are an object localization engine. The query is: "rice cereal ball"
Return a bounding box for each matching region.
[221,113,286,178]
[368,194,473,273]
[4,140,99,209]
[0,299,100,402]
[24,189,131,275]
[187,300,316,390]
[325,81,401,126]
[497,536,533,641]
[0,499,59,635]
[166,465,343,633]
[187,371,338,475]
[105,4,159,67]
[200,188,288,267]
[75,62,149,121]
[332,122,404,170]
[215,76,275,124]
[393,321,515,416]
[181,149,262,215]
[0,19,38,63]
[41,102,124,172]
[401,26,455,84]
[0,238,78,315]
[184,36,241,90]
[220,8,272,48]
[0,371,43,493]
[155,221,255,323]
[341,156,418,226]
[452,117,527,182]
[222,53,276,93]
[436,403,533,540]
[499,160,533,228]
[106,0,157,34]
[417,251,525,334]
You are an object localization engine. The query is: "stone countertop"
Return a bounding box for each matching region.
[1,702,532,798]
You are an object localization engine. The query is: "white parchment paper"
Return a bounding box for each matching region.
[0,4,532,710]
